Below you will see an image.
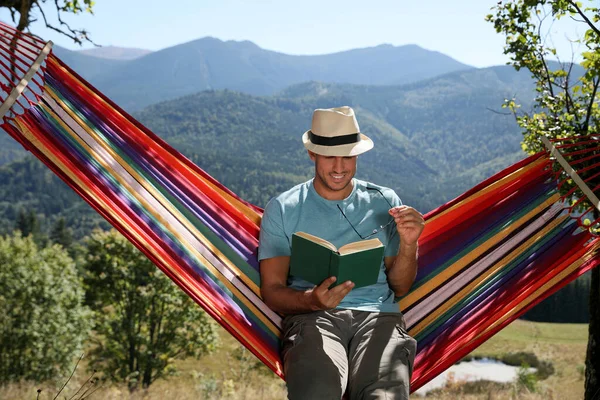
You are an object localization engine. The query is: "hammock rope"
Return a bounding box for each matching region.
[1,22,599,392]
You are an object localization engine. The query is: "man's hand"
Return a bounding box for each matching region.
[384,206,424,297]
[388,206,425,246]
[260,256,355,314]
[306,277,354,311]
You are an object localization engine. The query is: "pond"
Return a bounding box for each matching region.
[414,358,536,396]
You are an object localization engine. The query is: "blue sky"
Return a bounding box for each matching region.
[0,0,587,67]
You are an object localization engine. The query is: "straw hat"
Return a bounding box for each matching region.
[302,106,373,156]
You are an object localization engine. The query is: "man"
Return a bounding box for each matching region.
[259,106,424,400]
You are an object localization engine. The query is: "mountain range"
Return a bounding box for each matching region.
[52,39,473,111]
[0,39,476,166]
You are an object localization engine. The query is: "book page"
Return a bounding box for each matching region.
[338,238,383,255]
[294,231,337,252]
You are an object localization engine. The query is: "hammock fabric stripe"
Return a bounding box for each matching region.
[1,27,599,392]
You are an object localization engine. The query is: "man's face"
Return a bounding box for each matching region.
[309,151,357,200]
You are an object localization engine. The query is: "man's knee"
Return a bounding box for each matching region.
[283,335,348,399]
[355,382,410,400]
[286,360,344,400]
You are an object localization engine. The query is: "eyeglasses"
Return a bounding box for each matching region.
[337,187,395,240]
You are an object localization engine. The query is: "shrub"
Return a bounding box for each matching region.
[516,363,538,393]
[500,351,554,380]
[0,233,90,382]
[82,230,220,391]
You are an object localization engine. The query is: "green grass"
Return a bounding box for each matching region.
[491,320,588,343]
[472,319,588,355]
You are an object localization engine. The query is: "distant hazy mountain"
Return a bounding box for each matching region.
[53,38,473,111]
[77,46,152,60]
[52,45,127,80]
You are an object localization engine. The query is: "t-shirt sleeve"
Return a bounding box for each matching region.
[385,190,402,257]
[258,198,292,260]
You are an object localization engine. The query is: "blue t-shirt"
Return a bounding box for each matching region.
[258,178,402,313]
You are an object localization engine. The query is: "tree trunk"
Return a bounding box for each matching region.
[585,266,600,400]
[142,361,153,389]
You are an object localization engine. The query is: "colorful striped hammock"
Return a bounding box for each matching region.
[1,24,599,392]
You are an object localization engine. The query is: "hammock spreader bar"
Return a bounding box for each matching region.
[541,136,600,212]
[0,41,52,119]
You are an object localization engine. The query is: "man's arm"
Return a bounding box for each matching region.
[384,244,418,297]
[260,255,354,315]
[384,206,424,297]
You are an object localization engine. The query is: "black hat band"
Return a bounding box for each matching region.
[308,131,360,146]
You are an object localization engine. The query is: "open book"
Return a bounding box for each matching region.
[290,232,385,289]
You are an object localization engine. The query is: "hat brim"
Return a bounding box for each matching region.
[302,131,374,157]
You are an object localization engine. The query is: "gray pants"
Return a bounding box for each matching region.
[281,309,417,400]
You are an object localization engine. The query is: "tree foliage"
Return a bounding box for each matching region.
[15,208,40,238]
[0,0,95,44]
[488,0,599,156]
[523,269,591,322]
[0,157,110,240]
[82,230,220,391]
[488,2,600,398]
[0,233,90,383]
[49,216,73,249]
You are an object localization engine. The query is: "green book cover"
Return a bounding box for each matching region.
[290,232,384,289]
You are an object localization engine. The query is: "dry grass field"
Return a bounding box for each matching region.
[0,319,588,399]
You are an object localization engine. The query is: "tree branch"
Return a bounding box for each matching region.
[33,0,80,44]
[567,0,600,38]
[563,61,575,119]
[8,6,17,23]
[26,0,99,46]
[486,107,512,115]
[584,76,600,133]
[53,0,81,37]
[535,12,556,101]
[569,15,586,24]
[170,347,186,360]
[52,0,95,45]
